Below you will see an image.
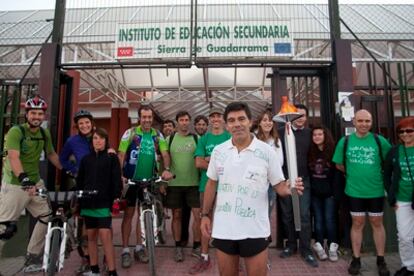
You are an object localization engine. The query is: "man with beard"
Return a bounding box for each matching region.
[0,95,62,273]
[194,115,209,136]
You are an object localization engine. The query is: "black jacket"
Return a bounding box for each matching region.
[76,150,121,209]
[384,145,414,208]
[309,150,336,198]
[278,126,311,178]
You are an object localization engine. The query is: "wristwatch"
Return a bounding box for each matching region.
[200,213,209,218]
[164,167,170,171]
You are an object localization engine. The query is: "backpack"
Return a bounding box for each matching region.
[18,124,48,154]
[168,131,198,149]
[343,133,384,176]
[122,127,162,179]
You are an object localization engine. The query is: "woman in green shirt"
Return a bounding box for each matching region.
[384,116,414,276]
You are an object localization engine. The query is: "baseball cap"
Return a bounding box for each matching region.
[209,108,223,117]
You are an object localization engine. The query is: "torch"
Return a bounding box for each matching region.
[273,96,303,231]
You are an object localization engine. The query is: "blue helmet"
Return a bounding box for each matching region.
[73,109,93,124]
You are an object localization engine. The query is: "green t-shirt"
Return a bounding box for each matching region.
[332,133,391,198]
[118,126,168,180]
[397,146,414,202]
[2,123,54,185]
[167,133,199,187]
[133,132,155,180]
[81,208,111,217]
[194,131,231,192]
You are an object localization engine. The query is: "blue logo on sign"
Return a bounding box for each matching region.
[274,43,291,54]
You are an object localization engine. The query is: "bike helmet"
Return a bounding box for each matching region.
[73,109,93,124]
[25,95,48,111]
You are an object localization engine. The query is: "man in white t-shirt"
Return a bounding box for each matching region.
[200,102,304,276]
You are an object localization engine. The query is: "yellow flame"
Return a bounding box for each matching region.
[278,96,297,114]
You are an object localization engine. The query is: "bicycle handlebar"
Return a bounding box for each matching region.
[127,176,163,187]
[34,189,98,200]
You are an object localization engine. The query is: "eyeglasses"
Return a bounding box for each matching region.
[398,129,414,135]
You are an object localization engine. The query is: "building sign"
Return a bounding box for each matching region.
[115,21,293,59]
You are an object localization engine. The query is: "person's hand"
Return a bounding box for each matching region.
[200,216,212,238]
[278,177,304,197]
[107,148,116,154]
[19,173,36,195]
[294,177,304,195]
[121,176,128,186]
[66,170,76,178]
[161,170,174,181]
[204,157,210,163]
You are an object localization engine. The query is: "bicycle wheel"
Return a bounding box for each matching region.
[155,199,166,244]
[144,211,156,276]
[48,229,61,276]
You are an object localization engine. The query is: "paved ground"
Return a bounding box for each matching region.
[0,211,403,276]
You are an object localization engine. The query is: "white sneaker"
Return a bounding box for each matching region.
[328,243,339,262]
[312,242,328,261]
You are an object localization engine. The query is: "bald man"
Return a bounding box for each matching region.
[333,109,391,276]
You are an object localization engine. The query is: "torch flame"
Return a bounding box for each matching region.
[278,96,297,114]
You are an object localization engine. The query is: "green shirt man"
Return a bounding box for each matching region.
[118,126,168,180]
[194,131,231,192]
[332,132,391,198]
[3,123,54,185]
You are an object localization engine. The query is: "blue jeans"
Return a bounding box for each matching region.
[311,195,337,245]
[279,177,312,255]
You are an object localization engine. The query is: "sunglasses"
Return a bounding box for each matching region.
[398,129,414,135]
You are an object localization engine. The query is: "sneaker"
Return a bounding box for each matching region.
[189,257,211,274]
[174,247,184,262]
[121,252,132,268]
[377,261,390,276]
[312,242,328,261]
[134,249,149,263]
[279,247,296,258]
[23,253,43,273]
[23,263,43,273]
[395,267,414,276]
[328,243,339,262]
[191,247,201,259]
[302,254,318,267]
[348,257,361,275]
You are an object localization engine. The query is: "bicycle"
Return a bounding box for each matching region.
[126,176,166,276]
[34,188,97,276]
